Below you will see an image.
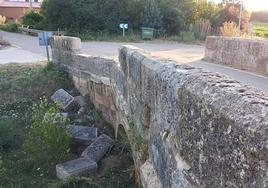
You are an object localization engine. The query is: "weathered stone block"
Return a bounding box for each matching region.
[51,89,75,111]
[51,36,81,53]
[56,158,97,181]
[51,37,268,187]
[81,134,114,162]
[74,96,87,107]
[205,36,268,76]
[140,160,163,188]
[67,125,98,145]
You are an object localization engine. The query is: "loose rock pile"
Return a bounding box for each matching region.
[50,89,114,181]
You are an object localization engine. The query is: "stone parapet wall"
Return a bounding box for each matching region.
[205,36,268,76]
[51,36,268,188]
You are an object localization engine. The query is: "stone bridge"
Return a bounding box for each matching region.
[205,36,268,76]
[51,36,268,188]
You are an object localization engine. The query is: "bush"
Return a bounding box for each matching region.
[0,119,17,152]
[21,10,44,29]
[141,0,163,30]
[253,22,268,38]
[0,22,19,32]
[30,98,71,160]
[0,15,6,25]
[193,18,211,40]
[220,21,238,37]
[179,31,195,42]
[19,98,72,177]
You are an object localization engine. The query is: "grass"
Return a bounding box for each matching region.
[252,22,268,38]
[0,62,74,187]
[68,30,142,42]
[0,62,137,188]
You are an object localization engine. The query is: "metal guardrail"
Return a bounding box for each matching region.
[18,26,65,36]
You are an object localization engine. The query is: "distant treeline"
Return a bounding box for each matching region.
[18,0,254,37]
[251,11,268,23]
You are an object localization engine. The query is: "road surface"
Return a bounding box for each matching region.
[1,30,267,92]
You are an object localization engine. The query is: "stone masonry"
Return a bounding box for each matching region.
[51,36,268,188]
[205,36,268,76]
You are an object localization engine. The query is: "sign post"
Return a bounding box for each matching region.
[119,23,128,37]
[38,31,53,62]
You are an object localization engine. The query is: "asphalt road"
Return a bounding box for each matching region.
[1,30,267,92]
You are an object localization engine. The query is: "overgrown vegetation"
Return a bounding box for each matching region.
[0,62,73,187]
[0,0,262,41]
[0,62,137,188]
[0,21,19,32]
[21,10,45,30]
[141,0,163,36]
[38,0,251,41]
[220,21,238,37]
[251,10,268,23]
[252,22,268,38]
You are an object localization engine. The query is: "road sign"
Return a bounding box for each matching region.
[38,31,53,46]
[38,31,53,62]
[119,23,128,37]
[120,23,128,29]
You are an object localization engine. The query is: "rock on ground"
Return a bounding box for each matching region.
[56,158,97,181]
[81,134,114,163]
[140,160,163,188]
[51,89,75,111]
[74,96,87,107]
[67,125,98,145]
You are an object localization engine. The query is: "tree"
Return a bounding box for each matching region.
[21,10,44,29]
[41,0,142,33]
[193,0,224,29]
[141,0,163,30]
[41,0,76,30]
[156,0,195,35]
[251,11,268,23]
[222,2,250,31]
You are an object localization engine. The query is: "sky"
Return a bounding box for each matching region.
[209,0,268,11]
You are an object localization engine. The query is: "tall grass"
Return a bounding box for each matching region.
[252,22,268,38]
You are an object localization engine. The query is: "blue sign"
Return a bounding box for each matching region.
[120,23,128,29]
[38,32,53,46]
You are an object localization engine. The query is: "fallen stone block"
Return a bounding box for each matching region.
[140,160,163,188]
[74,96,87,107]
[67,125,98,145]
[51,89,75,111]
[56,158,97,181]
[75,96,88,115]
[81,134,114,162]
[43,113,68,124]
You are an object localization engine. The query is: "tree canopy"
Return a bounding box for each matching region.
[40,0,253,36]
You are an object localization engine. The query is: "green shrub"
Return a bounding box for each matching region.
[0,119,16,153]
[141,0,163,33]
[253,22,268,38]
[30,98,71,160]
[0,118,25,153]
[0,22,19,32]
[68,30,141,42]
[20,98,72,175]
[179,31,195,42]
[193,19,211,40]
[21,10,44,29]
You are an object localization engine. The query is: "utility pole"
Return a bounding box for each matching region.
[238,0,243,35]
[29,0,33,9]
